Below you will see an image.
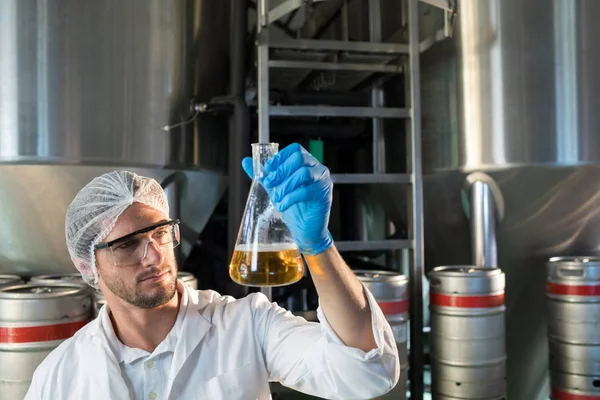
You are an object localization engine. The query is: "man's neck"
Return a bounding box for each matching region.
[107,289,182,353]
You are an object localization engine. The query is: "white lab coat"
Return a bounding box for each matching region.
[25,281,400,400]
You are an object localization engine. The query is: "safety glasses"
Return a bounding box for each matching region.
[95,219,180,267]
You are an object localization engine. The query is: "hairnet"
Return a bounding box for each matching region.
[65,171,170,288]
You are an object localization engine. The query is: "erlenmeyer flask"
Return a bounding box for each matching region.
[229,142,305,287]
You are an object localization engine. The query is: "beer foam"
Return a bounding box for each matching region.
[234,243,299,252]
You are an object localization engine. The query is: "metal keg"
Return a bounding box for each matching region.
[549,340,600,376]
[178,271,198,289]
[0,283,91,400]
[428,266,506,400]
[431,362,506,399]
[546,257,600,344]
[550,370,600,399]
[355,270,409,400]
[29,273,86,286]
[546,257,600,398]
[93,290,106,318]
[0,275,23,289]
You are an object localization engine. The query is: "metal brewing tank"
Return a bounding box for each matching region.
[545,257,600,399]
[0,0,230,277]
[355,270,409,400]
[0,283,91,400]
[372,1,600,398]
[428,266,506,400]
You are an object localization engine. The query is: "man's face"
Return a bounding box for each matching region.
[96,203,178,309]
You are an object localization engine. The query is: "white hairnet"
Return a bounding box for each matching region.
[65,171,170,288]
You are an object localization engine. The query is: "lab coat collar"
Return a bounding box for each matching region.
[85,280,212,397]
[168,282,213,385]
[102,280,191,365]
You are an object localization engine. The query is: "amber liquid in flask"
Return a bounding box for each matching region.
[229,143,305,287]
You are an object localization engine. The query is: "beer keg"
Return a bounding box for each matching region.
[178,271,198,289]
[546,257,600,345]
[550,370,600,399]
[429,266,506,400]
[0,283,91,399]
[355,270,409,400]
[93,289,106,318]
[546,257,600,399]
[29,273,86,285]
[0,275,23,289]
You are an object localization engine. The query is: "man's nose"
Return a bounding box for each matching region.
[141,240,164,266]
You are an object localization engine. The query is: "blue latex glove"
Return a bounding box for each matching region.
[241,143,334,256]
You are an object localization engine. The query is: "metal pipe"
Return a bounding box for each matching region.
[228,0,250,296]
[464,172,504,269]
[407,0,425,398]
[470,181,498,268]
[161,171,187,266]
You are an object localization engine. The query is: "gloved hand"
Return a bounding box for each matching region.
[241,143,334,256]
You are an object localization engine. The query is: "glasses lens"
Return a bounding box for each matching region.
[108,223,179,266]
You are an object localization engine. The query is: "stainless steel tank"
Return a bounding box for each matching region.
[355,270,409,400]
[387,1,600,398]
[0,283,91,400]
[0,0,230,277]
[546,257,600,397]
[428,266,506,400]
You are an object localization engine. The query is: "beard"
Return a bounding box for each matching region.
[101,265,178,309]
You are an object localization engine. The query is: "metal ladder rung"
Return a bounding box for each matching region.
[270,106,410,118]
[268,38,409,55]
[335,240,412,252]
[331,173,412,184]
[268,59,403,73]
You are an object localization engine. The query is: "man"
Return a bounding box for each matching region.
[25,143,400,400]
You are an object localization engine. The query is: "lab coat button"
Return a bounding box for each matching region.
[145,360,154,368]
[148,391,157,400]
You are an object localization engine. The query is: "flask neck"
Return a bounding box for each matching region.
[252,143,279,178]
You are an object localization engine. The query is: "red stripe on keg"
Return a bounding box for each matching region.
[430,292,504,308]
[0,320,87,344]
[551,387,600,400]
[546,282,600,296]
[377,299,409,316]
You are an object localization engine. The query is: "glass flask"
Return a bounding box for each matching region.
[229,142,305,287]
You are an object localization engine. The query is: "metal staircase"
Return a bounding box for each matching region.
[253,0,441,397]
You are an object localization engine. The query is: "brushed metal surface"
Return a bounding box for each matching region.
[0,165,226,278]
[411,1,600,398]
[421,0,600,172]
[0,0,229,169]
[377,167,600,400]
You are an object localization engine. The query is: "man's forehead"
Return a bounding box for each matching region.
[104,204,169,242]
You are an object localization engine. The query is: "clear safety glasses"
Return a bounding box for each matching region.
[95,219,180,267]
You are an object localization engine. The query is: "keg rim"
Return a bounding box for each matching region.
[353,269,408,282]
[29,273,85,284]
[429,265,503,277]
[177,272,197,282]
[0,274,22,283]
[548,256,600,265]
[0,283,89,298]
